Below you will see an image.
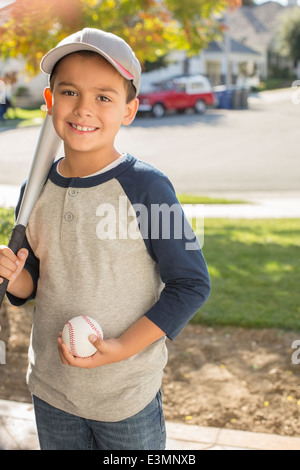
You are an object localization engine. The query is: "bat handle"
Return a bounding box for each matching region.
[0,224,26,308]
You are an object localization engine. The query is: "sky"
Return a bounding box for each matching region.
[254,0,298,4]
[0,0,14,7]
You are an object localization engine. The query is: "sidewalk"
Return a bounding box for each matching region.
[183,196,300,219]
[0,184,20,208]
[1,184,300,218]
[1,399,300,451]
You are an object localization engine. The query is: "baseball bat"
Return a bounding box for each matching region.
[0,114,61,307]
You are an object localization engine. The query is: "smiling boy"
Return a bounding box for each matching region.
[48,51,138,177]
[0,28,210,450]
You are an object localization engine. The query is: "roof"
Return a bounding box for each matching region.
[229,1,296,53]
[206,37,260,56]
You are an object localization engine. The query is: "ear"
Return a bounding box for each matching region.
[44,87,53,115]
[122,98,139,126]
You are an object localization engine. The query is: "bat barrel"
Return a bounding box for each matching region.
[16,114,61,227]
[0,224,26,307]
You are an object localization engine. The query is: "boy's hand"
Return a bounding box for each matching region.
[57,316,165,369]
[57,332,126,369]
[0,246,29,289]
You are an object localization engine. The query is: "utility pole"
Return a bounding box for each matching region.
[224,8,231,87]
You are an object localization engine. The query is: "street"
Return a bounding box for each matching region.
[0,88,299,196]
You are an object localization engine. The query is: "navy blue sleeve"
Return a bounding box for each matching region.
[6,182,39,306]
[117,162,211,340]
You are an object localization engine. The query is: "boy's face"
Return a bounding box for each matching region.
[45,53,138,161]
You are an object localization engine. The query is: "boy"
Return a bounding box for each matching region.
[0,28,210,450]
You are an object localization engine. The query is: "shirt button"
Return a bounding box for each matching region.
[68,188,77,197]
[64,212,74,222]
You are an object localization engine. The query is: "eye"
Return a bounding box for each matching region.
[63,90,77,97]
[97,95,110,102]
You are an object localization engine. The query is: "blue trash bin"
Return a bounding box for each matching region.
[214,86,226,109]
[214,86,234,109]
[0,104,5,120]
[223,88,234,109]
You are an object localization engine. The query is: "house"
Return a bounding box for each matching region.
[229,0,299,80]
[200,37,261,87]
[140,37,262,91]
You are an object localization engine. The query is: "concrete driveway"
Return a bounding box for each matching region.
[0,88,299,197]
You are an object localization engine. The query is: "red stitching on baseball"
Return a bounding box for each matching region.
[66,321,78,357]
[82,315,102,339]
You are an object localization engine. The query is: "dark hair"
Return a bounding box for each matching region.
[49,50,137,103]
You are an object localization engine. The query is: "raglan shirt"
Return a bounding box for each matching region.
[8,154,210,422]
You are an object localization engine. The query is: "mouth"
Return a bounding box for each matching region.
[68,122,99,133]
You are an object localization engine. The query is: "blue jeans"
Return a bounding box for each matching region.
[32,390,166,450]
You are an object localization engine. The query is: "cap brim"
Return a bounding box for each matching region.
[41,42,134,81]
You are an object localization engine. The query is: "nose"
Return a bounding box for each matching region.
[73,95,93,117]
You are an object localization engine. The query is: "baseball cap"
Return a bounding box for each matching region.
[40,28,141,96]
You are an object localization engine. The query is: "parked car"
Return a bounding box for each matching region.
[138,75,216,118]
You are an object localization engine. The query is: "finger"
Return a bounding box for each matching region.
[0,248,29,285]
[16,249,28,266]
[0,246,18,262]
[0,252,18,275]
[61,343,74,364]
[89,334,103,351]
[60,341,90,367]
[57,337,71,366]
[0,264,17,282]
[0,248,18,280]
[61,344,94,368]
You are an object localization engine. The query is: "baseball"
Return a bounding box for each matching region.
[62,315,103,358]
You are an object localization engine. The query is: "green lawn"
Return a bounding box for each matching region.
[196,218,300,331]
[0,107,44,128]
[177,194,248,205]
[1,207,299,331]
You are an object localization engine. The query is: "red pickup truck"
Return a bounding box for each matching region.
[138,75,216,118]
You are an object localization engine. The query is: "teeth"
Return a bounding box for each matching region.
[71,123,96,132]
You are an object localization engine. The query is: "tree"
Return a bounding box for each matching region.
[241,0,255,6]
[277,8,300,64]
[0,0,242,75]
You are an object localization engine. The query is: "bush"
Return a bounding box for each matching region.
[0,208,14,245]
